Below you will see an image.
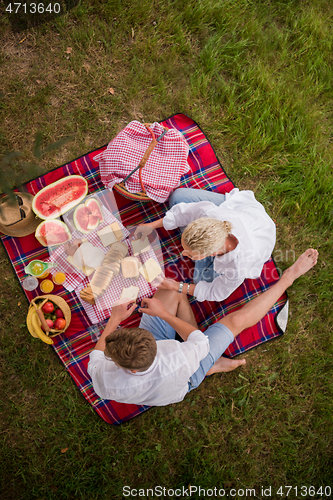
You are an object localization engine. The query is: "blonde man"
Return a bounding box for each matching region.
[88,249,318,406]
[134,187,276,302]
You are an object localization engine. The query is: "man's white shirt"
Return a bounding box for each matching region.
[87,330,209,406]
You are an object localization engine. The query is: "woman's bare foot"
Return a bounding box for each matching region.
[206,356,246,375]
[283,248,318,286]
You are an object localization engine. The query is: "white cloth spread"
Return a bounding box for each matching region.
[163,188,276,301]
[87,330,209,406]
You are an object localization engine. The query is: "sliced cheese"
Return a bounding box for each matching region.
[139,259,162,283]
[97,221,124,247]
[110,221,124,240]
[120,285,139,302]
[121,257,140,279]
[97,225,118,247]
[131,237,151,256]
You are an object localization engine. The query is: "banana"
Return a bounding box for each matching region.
[26,308,38,338]
[31,311,54,345]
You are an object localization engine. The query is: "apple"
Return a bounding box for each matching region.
[42,301,54,314]
[46,319,54,328]
[55,308,64,318]
[54,317,66,330]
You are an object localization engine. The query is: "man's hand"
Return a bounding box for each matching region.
[157,278,179,292]
[138,297,168,318]
[111,301,137,323]
[134,224,154,241]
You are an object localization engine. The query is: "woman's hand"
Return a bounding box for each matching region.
[157,278,179,292]
[134,224,154,241]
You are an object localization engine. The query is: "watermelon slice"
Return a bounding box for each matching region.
[32,175,88,220]
[73,197,104,234]
[35,220,71,247]
[85,198,103,219]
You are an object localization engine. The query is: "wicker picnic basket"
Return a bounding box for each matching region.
[28,294,71,337]
[113,123,168,202]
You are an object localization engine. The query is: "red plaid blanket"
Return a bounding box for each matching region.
[0,114,287,424]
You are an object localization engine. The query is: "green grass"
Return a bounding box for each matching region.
[1,0,333,498]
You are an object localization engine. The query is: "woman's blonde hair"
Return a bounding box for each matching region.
[105,327,157,372]
[182,217,232,256]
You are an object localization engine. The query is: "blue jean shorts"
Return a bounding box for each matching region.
[139,313,234,392]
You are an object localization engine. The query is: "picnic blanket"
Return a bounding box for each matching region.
[0,113,288,425]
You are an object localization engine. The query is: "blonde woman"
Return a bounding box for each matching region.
[134,187,276,302]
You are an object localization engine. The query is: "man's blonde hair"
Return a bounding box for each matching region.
[182,217,232,256]
[104,327,157,372]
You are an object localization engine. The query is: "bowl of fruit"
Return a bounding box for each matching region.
[26,295,71,343]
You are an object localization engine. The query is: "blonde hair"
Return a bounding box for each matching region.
[104,327,157,372]
[182,217,232,256]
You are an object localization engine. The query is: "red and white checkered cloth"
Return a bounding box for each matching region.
[93,121,190,202]
[46,204,129,291]
[75,239,164,324]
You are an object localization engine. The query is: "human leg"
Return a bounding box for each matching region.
[169,188,226,208]
[140,289,198,340]
[139,289,180,341]
[152,288,181,317]
[190,248,318,386]
[219,249,319,338]
[175,293,198,329]
[188,322,243,390]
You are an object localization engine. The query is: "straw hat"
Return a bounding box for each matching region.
[0,192,42,237]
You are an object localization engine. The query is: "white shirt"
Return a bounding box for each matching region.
[87,330,209,406]
[163,188,276,302]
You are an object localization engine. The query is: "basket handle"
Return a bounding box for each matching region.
[123,124,169,193]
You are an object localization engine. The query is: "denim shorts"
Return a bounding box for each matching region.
[139,313,234,392]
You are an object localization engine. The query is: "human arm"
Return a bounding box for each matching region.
[157,278,196,297]
[134,219,164,240]
[138,297,198,341]
[194,273,244,302]
[163,201,214,230]
[158,273,243,302]
[93,301,137,351]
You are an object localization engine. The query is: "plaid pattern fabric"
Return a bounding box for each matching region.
[75,241,160,324]
[94,121,190,202]
[44,201,130,291]
[0,113,287,425]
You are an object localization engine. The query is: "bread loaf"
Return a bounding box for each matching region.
[80,284,96,305]
[89,242,128,298]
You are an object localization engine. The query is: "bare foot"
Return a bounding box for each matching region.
[206,356,246,375]
[283,248,318,285]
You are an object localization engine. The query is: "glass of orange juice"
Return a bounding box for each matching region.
[52,272,66,285]
[40,279,54,293]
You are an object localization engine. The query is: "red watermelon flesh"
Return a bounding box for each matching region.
[73,197,104,234]
[35,220,71,247]
[32,175,88,220]
[85,198,103,221]
[87,215,100,230]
